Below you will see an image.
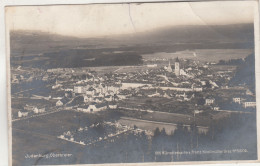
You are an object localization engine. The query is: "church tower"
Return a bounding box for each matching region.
[167,61,172,72]
[175,57,180,76]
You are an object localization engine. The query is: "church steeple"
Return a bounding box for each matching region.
[167,60,172,72]
[175,57,180,77]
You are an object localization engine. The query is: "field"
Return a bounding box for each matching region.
[11,107,258,165]
[12,110,123,165]
[118,96,202,115]
[83,65,159,75]
[142,49,253,62]
[210,65,237,71]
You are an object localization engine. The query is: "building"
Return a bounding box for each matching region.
[108,103,117,109]
[246,89,254,96]
[233,97,241,104]
[147,64,157,68]
[243,102,256,108]
[205,98,215,105]
[78,102,107,113]
[56,100,64,106]
[24,104,34,111]
[175,57,180,76]
[104,95,113,102]
[33,107,46,114]
[74,86,83,94]
[166,61,172,72]
[42,75,49,81]
[18,110,29,118]
[192,84,203,92]
[65,88,73,92]
[56,98,70,106]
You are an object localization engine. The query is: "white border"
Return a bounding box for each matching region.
[1,1,260,166]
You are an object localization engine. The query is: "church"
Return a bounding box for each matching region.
[174,57,180,76]
[166,57,180,77]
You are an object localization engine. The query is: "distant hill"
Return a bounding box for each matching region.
[229,53,256,93]
[10,23,254,68]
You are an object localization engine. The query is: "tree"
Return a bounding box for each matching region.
[153,127,161,137]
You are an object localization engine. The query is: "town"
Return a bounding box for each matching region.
[11,53,257,164]
[12,55,256,118]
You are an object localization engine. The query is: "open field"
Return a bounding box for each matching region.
[210,65,237,71]
[118,96,200,115]
[83,65,160,75]
[12,110,119,136]
[142,49,253,62]
[12,107,258,165]
[12,128,83,166]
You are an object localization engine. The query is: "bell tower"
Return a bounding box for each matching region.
[175,57,180,76]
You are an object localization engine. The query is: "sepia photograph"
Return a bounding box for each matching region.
[5,1,259,165]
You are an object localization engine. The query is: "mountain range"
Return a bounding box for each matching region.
[10,23,254,68]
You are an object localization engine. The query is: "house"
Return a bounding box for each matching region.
[104,95,113,102]
[233,97,241,104]
[87,104,97,112]
[33,107,46,114]
[78,102,107,113]
[209,80,219,88]
[205,98,215,105]
[246,89,254,96]
[243,102,256,108]
[42,75,49,81]
[147,64,157,68]
[108,102,117,109]
[18,110,29,118]
[65,88,73,92]
[74,86,83,94]
[213,107,220,111]
[24,104,34,111]
[194,110,204,114]
[56,100,64,106]
[77,102,97,112]
[56,98,70,106]
[200,81,206,86]
[12,75,20,84]
[192,84,203,92]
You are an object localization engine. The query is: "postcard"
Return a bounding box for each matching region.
[5,1,260,165]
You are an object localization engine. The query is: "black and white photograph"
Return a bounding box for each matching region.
[5,1,259,165]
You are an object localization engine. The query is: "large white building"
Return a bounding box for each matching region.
[233,97,241,104]
[205,98,215,105]
[175,57,180,77]
[243,102,256,108]
[18,110,29,118]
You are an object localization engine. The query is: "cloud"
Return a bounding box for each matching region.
[6,1,255,37]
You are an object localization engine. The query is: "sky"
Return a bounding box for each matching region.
[6,1,255,37]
